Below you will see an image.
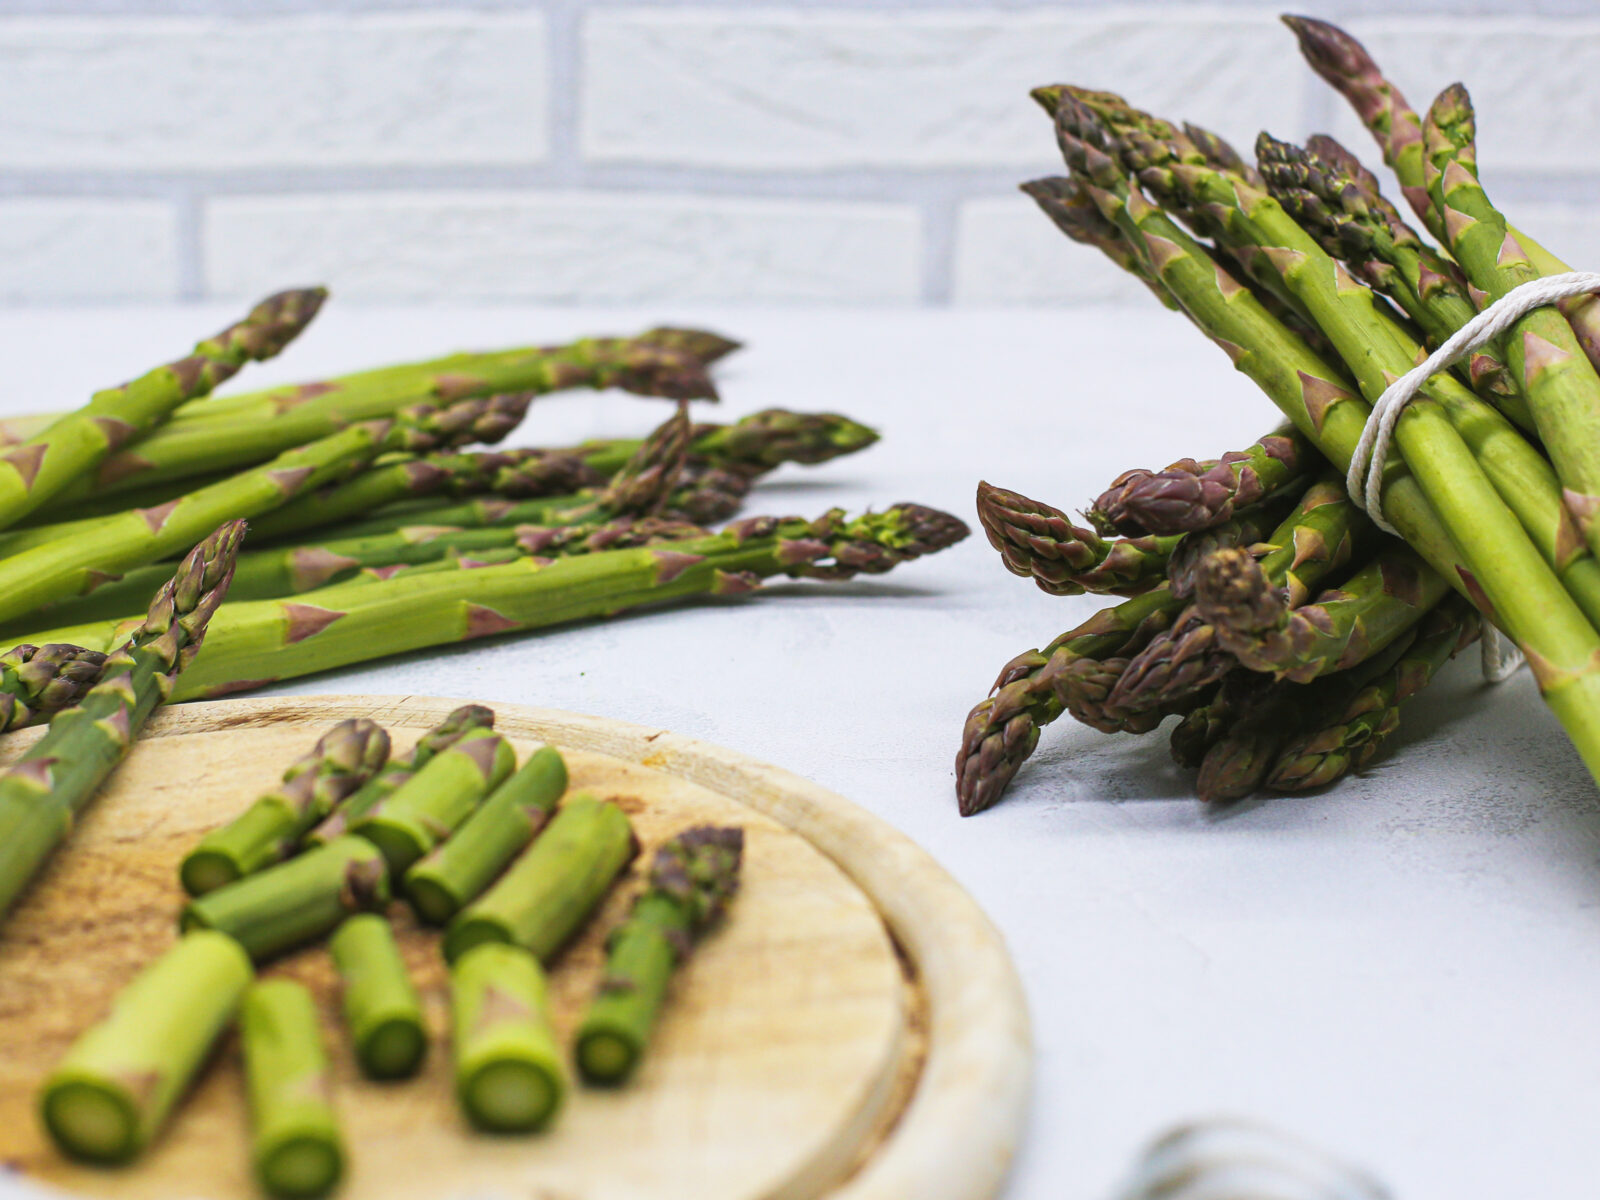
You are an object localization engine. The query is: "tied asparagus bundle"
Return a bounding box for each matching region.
[959,16,1600,813]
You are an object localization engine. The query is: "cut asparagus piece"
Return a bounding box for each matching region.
[329,913,428,1081]
[576,826,744,1084]
[308,705,496,847]
[0,288,324,534]
[180,835,390,963]
[450,942,566,1133]
[0,521,244,921]
[242,979,345,1200]
[352,727,516,873]
[405,746,569,925]
[181,718,391,896]
[444,792,637,964]
[39,931,253,1164]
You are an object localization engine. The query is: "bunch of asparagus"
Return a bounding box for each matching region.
[41,709,744,1198]
[958,16,1599,814]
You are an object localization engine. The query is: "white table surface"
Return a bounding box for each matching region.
[4,303,1596,1200]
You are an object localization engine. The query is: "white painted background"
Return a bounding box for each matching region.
[0,0,1593,306]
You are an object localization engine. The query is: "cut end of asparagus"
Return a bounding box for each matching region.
[406,874,458,927]
[38,1077,140,1164]
[180,848,242,897]
[575,1026,638,1086]
[256,1134,344,1200]
[460,1058,562,1134]
[358,1018,429,1083]
[443,913,514,965]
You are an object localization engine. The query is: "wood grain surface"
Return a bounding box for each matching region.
[0,696,1029,1200]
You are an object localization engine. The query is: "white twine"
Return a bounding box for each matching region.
[1113,1118,1392,1200]
[1345,269,1600,683]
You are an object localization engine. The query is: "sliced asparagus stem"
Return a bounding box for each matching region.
[444,792,637,965]
[0,288,324,534]
[405,746,569,925]
[576,826,744,1085]
[329,914,428,1081]
[180,836,390,963]
[308,705,496,848]
[242,979,345,1200]
[39,931,253,1164]
[450,943,566,1133]
[181,719,390,896]
[0,522,244,921]
[352,728,516,873]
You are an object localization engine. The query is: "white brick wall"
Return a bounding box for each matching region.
[581,10,1304,170]
[203,192,921,303]
[0,3,1590,306]
[0,15,548,170]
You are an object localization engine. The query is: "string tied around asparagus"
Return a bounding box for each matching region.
[1345,270,1600,683]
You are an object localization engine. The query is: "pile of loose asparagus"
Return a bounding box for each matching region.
[40,704,742,1198]
[0,291,965,726]
[959,15,1600,814]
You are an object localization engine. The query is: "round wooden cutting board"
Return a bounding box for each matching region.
[0,695,1030,1200]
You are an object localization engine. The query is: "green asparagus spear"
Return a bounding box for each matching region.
[42,329,725,509]
[241,979,345,1200]
[1421,85,1600,554]
[38,930,253,1164]
[1168,674,1270,769]
[1109,475,1369,712]
[1283,15,1600,372]
[405,746,568,925]
[352,727,516,873]
[329,914,428,1080]
[180,835,390,963]
[0,395,527,628]
[975,480,1179,596]
[0,521,244,921]
[956,586,1185,815]
[1267,596,1478,791]
[5,506,967,700]
[450,942,566,1133]
[308,705,496,847]
[1195,543,1451,683]
[444,792,637,965]
[1195,626,1422,804]
[0,288,324,534]
[180,718,391,896]
[1255,131,1531,428]
[1088,426,1314,536]
[576,826,744,1084]
[0,643,108,732]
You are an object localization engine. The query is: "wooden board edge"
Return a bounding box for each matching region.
[5,694,1032,1200]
